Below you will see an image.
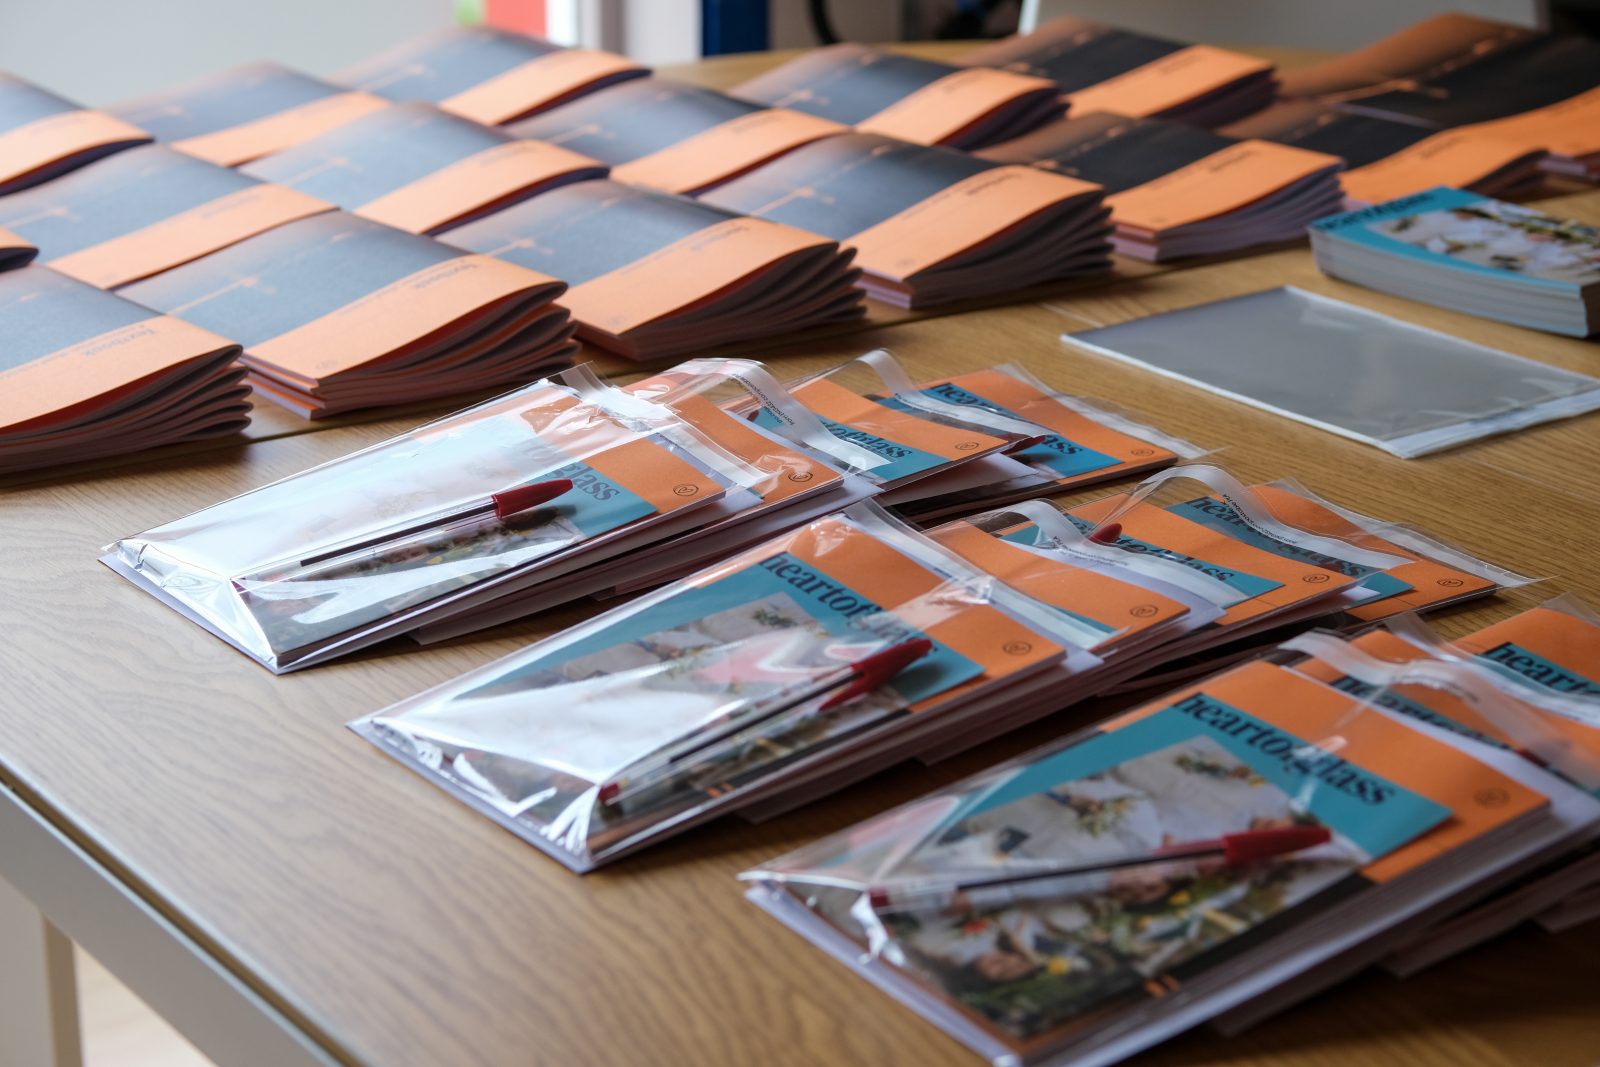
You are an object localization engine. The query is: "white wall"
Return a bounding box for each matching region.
[0,0,455,106]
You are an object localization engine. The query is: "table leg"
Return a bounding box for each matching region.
[0,873,83,1067]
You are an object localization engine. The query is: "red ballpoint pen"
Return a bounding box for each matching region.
[296,477,574,567]
[867,825,1333,916]
[599,638,935,807]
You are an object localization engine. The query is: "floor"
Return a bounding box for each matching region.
[77,949,212,1067]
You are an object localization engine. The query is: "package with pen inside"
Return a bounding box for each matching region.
[1205,628,1600,1034]
[102,366,762,672]
[351,501,1109,872]
[740,639,1576,1067]
[408,356,884,641]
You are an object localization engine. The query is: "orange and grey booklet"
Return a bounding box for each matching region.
[1277,13,1600,128]
[0,74,150,194]
[0,144,332,289]
[701,132,1111,308]
[443,179,863,360]
[0,266,248,474]
[0,227,37,271]
[1222,101,1546,206]
[508,78,845,194]
[120,211,575,418]
[963,15,1277,127]
[106,63,388,166]
[337,26,646,126]
[730,43,1062,151]
[979,111,1342,261]
[243,102,606,235]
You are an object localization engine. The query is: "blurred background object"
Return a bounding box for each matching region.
[3,0,1594,107]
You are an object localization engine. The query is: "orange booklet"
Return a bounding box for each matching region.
[0,226,37,271]
[701,132,1111,308]
[980,111,1341,260]
[509,77,844,195]
[337,26,646,126]
[731,43,1062,151]
[1277,13,1599,127]
[1456,601,1600,699]
[1068,495,1361,627]
[0,74,150,194]
[896,364,1189,518]
[1221,100,1546,205]
[0,144,332,289]
[242,102,606,235]
[120,212,575,418]
[0,266,247,473]
[963,16,1276,127]
[443,179,863,360]
[929,517,1193,653]
[106,63,388,166]
[1244,483,1500,622]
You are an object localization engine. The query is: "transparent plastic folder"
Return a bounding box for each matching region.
[1062,286,1600,458]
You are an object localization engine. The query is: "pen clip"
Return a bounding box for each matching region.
[820,638,934,710]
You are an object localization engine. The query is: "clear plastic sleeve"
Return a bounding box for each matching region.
[1284,631,1600,792]
[1062,287,1600,458]
[351,502,1104,872]
[102,367,759,672]
[738,648,1544,1067]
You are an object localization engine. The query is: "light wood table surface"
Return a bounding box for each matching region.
[3,41,1600,1067]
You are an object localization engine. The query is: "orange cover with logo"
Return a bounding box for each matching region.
[1108,658,1547,882]
[1456,606,1600,696]
[930,520,1191,650]
[1070,496,1360,625]
[792,377,1012,465]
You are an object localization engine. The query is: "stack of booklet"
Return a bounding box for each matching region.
[0,144,334,288]
[242,103,607,235]
[405,353,1199,641]
[1260,599,1600,998]
[103,368,770,671]
[963,16,1278,128]
[0,75,150,195]
[0,266,248,474]
[729,44,1063,151]
[508,78,846,195]
[105,63,389,166]
[1222,100,1548,207]
[118,212,577,417]
[978,112,1342,260]
[1261,14,1600,200]
[324,463,1523,872]
[701,132,1112,307]
[440,179,865,360]
[336,25,647,126]
[1311,189,1600,338]
[740,636,1582,1067]
[0,227,36,271]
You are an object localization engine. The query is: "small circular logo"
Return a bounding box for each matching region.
[1302,573,1331,584]
[1003,641,1033,656]
[1130,604,1160,619]
[955,441,981,451]
[1130,447,1156,457]
[1437,578,1465,588]
[788,471,814,483]
[1474,787,1510,808]
[672,483,699,497]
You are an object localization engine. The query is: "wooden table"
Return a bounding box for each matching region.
[3,43,1599,1067]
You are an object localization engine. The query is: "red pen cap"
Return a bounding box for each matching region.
[1006,434,1050,454]
[1220,825,1331,865]
[820,638,935,711]
[492,478,574,520]
[1087,521,1123,546]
